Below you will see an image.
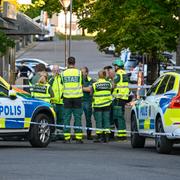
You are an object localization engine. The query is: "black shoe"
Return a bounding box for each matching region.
[109,131,115,140]
[87,130,93,140]
[93,135,102,143]
[103,134,109,143]
[63,139,71,143]
[76,139,84,144]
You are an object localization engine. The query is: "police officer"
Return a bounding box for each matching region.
[112,58,129,140]
[92,70,112,143]
[61,57,83,143]
[49,65,64,139]
[31,71,54,103]
[81,67,93,140]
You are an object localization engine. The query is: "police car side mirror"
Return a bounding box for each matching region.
[8,90,17,99]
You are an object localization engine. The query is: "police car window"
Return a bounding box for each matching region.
[166,76,175,92]
[156,75,170,95]
[146,78,162,96]
[0,84,8,97]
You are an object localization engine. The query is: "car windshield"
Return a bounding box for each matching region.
[124,60,137,70]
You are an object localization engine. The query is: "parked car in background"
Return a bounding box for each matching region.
[102,44,115,55]
[16,58,65,73]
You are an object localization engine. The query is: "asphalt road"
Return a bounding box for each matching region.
[18,38,114,78]
[0,140,180,180]
[2,39,179,180]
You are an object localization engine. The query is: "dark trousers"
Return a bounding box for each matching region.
[83,101,92,128]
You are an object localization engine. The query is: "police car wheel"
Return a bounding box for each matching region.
[131,113,145,148]
[155,118,172,154]
[29,114,51,148]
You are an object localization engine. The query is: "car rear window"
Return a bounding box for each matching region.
[166,76,175,92]
[156,75,170,95]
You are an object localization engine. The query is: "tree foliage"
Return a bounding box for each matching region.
[20,0,61,18]
[0,31,15,55]
[79,0,180,82]
[80,0,180,53]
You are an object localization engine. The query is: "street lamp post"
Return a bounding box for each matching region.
[59,0,71,67]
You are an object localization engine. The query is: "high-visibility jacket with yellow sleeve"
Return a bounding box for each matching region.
[61,68,83,98]
[31,83,51,103]
[112,69,129,100]
[92,78,112,108]
[49,75,63,104]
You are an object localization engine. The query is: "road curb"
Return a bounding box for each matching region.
[16,42,39,59]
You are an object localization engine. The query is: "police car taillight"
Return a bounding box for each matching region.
[169,95,180,108]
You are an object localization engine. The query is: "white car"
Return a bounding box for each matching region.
[16,58,65,72]
[131,72,180,154]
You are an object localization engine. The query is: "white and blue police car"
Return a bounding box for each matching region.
[131,72,180,154]
[0,76,56,147]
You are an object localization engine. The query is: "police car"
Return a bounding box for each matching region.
[131,72,180,154]
[0,76,56,147]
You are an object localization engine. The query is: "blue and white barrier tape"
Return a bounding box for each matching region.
[3,119,179,137]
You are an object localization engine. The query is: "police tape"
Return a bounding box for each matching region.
[12,84,151,89]
[3,119,180,137]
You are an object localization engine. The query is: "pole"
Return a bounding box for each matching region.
[69,0,72,57]
[64,9,67,67]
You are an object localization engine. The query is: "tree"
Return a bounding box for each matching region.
[20,0,62,18]
[79,0,180,83]
[0,31,15,55]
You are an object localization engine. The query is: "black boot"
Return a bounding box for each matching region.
[109,131,115,140]
[93,134,102,143]
[87,130,93,140]
[102,133,109,143]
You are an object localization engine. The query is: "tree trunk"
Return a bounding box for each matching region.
[176,37,180,66]
[81,12,85,36]
[176,7,180,66]
[147,51,158,85]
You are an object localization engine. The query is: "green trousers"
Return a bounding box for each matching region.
[54,104,64,129]
[83,101,92,128]
[113,105,126,130]
[63,108,83,134]
[94,110,110,134]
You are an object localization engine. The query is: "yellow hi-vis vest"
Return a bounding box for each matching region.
[61,68,83,98]
[112,69,129,100]
[31,83,51,103]
[92,78,112,108]
[50,75,63,104]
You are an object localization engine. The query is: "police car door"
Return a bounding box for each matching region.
[138,77,163,135]
[0,85,25,131]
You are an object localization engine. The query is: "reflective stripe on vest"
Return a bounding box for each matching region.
[92,79,112,108]
[61,68,83,98]
[113,69,129,100]
[31,83,51,103]
[50,75,63,104]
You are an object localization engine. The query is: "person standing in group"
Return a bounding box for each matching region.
[49,65,64,139]
[92,70,112,143]
[104,65,115,139]
[31,71,54,103]
[103,65,115,83]
[61,57,83,143]
[81,67,93,140]
[30,63,47,85]
[112,58,129,140]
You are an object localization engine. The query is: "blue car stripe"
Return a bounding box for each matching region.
[6,118,24,128]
